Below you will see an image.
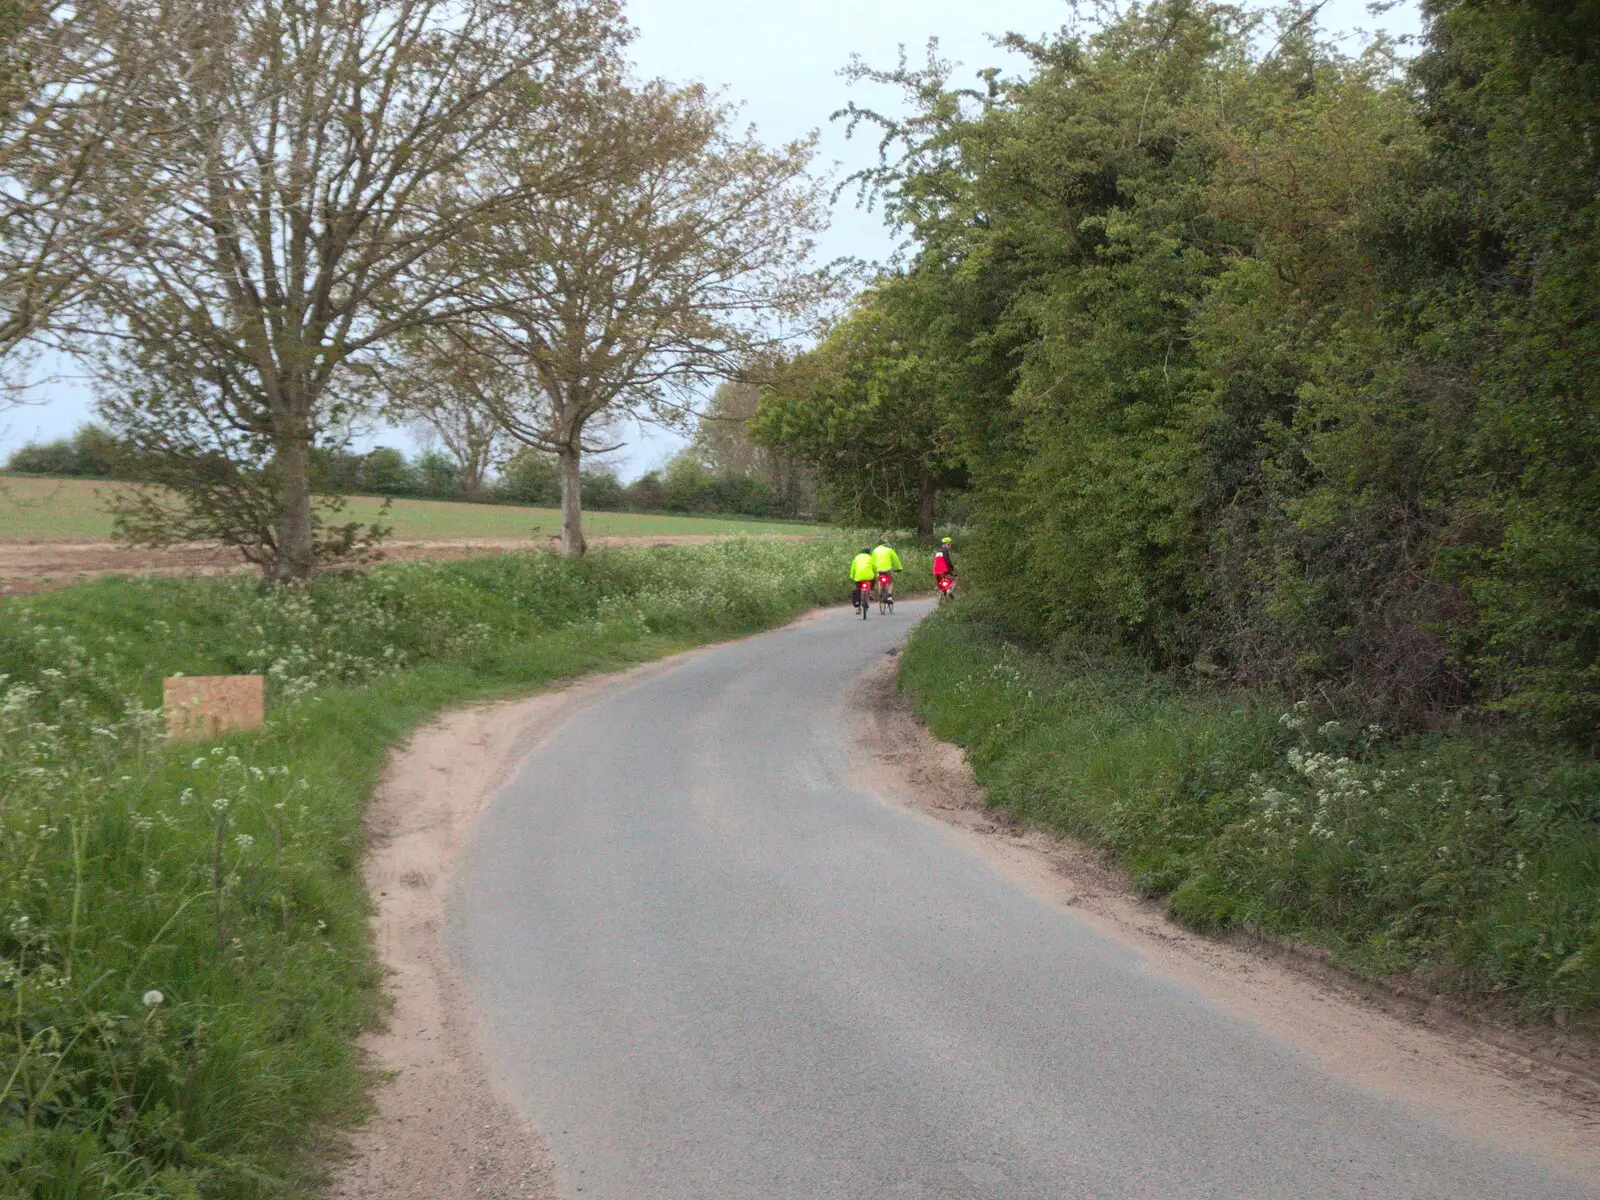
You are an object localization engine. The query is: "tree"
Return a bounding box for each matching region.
[754,281,964,542]
[79,0,626,580]
[0,1,173,382]
[691,378,812,517]
[455,77,829,555]
[387,328,509,498]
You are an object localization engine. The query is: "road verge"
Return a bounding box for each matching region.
[862,646,1600,1182]
[0,539,885,1196]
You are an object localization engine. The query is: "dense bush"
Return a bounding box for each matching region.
[0,538,865,1196]
[656,454,783,518]
[762,0,1600,744]
[900,608,1600,1020]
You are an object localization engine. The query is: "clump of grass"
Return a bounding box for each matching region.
[898,607,1600,1022]
[0,537,899,1197]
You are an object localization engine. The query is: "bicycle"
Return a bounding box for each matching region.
[936,574,956,604]
[855,578,873,620]
[877,571,895,615]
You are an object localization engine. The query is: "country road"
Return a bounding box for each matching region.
[453,600,1598,1200]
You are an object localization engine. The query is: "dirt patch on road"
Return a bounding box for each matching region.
[0,534,756,596]
[853,655,1600,1186]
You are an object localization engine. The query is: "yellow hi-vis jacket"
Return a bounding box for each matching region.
[850,552,877,582]
[872,544,903,573]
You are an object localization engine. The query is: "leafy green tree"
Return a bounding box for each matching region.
[807,0,1600,743]
[496,452,561,506]
[754,281,964,542]
[415,451,461,499]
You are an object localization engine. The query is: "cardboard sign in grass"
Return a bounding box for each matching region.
[164,675,265,740]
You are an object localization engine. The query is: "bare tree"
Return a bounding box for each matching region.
[0,1,171,385]
[76,0,626,580]
[458,78,831,556]
[691,377,813,517]
[385,327,507,498]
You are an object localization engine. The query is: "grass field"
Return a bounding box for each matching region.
[0,473,828,541]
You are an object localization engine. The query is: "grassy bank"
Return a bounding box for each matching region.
[0,473,828,541]
[0,537,909,1198]
[899,607,1600,1024]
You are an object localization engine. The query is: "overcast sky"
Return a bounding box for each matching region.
[0,0,1422,480]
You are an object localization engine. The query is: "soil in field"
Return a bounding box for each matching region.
[0,534,812,596]
[0,474,824,595]
[0,474,824,542]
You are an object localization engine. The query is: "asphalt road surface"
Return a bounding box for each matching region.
[455,600,1596,1200]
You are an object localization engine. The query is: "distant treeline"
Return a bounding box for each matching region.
[5,424,814,520]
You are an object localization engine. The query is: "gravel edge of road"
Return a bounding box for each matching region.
[324,609,838,1199]
[325,660,684,1200]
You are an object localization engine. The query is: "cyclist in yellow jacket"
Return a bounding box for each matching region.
[850,547,877,611]
[871,541,904,603]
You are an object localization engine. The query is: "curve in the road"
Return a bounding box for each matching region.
[454,600,1597,1200]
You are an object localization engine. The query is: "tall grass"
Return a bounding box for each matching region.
[899,607,1600,1023]
[0,537,885,1197]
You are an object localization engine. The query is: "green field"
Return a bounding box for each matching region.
[0,473,827,541]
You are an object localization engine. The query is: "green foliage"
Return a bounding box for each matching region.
[0,538,865,1196]
[6,425,132,479]
[656,453,783,518]
[754,282,968,541]
[791,0,1600,742]
[900,609,1600,1019]
[491,451,561,506]
[689,381,815,518]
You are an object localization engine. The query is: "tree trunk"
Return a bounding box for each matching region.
[917,471,936,546]
[557,444,587,557]
[271,432,316,583]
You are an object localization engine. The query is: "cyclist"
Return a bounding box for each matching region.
[871,540,903,603]
[849,546,877,611]
[932,536,956,590]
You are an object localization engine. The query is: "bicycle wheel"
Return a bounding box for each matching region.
[861,588,870,619]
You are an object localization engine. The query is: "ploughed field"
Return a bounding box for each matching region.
[0,473,824,594]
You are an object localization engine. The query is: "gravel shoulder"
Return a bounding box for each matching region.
[328,659,685,1200]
